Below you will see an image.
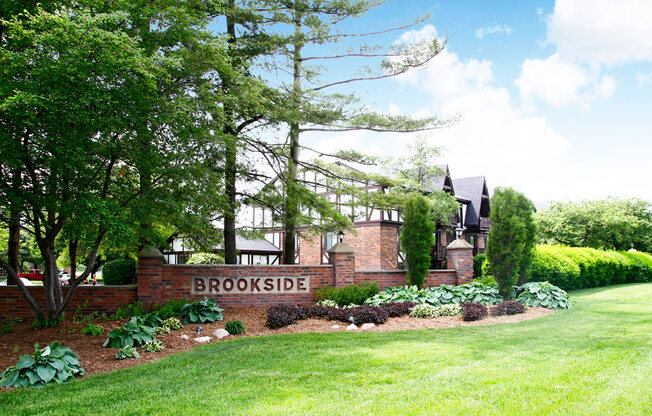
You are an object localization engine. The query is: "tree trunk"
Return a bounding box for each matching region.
[223,2,238,264]
[283,7,303,264]
[7,169,21,284]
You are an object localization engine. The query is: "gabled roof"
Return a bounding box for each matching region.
[424,164,455,194]
[452,176,489,227]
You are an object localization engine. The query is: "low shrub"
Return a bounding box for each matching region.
[473,275,496,286]
[364,285,426,305]
[434,304,463,317]
[103,317,156,348]
[316,282,380,306]
[330,305,388,325]
[0,318,21,334]
[473,254,486,278]
[162,317,182,330]
[142,339,163,353]
[0,342,84,388]
[461,302,488,321]
[265,304,302,329]
[152,298,188,319]
[380,302,418,317]
[116,345,140,360]
[303,305,330,318]
[515,282,572,309]
[80,323,104,336]
[224,320,245,335]
[111,301,144,320]
[316,299,338,307]
[102,258,137,286]
[134,313,163,330]
[492,301,525,316]
[180,297,224,324]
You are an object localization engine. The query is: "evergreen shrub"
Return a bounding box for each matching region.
[102,258,137,285]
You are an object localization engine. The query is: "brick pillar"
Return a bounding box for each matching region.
[446,239,474,285]
[137,245,164,309]
[328,243,355,288]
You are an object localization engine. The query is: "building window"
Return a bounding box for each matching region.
[468,235,476,248]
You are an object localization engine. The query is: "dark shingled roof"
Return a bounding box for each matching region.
[424,164,455,194]
[217,235,281,253]
[452,176,489,227]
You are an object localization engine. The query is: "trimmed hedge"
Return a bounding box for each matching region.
[528,245,652,290]
[102,258,137,285]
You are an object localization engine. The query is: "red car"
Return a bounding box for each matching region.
[17,269,44,281]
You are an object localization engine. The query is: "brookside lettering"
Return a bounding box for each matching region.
[191,276,310,295]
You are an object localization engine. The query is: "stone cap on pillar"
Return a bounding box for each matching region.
[327,242,354,254]
[446,239,473,250]
[138,245,165,259]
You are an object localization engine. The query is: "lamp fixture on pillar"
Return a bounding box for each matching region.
[455,223,465,240]
[338,230,344,244]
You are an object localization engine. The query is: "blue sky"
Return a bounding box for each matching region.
[300,0,652,203]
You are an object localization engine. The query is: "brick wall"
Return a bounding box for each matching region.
[0,286,137,320]
[298,234,322,265]
[354,269,458,290]
[149,263,335,307]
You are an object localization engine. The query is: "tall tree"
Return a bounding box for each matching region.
[486,188,536,299]
[255,0,448,263]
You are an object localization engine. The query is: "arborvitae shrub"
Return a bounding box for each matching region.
[461,302,488,321]
[401,194,436,288]
[102,258,137,285]
[473,254,486,278]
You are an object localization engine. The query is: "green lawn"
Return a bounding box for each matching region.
[1,284,651,415]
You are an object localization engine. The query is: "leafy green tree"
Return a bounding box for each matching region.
[400,194,436,288]
[535,198,652,251]
[486,188,536,299]
[0,6,235,322]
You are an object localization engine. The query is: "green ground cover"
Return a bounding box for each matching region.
[1,284,651,415]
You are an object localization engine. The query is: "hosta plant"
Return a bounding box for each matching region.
[365,283,502,306]
[103,317,156,348]
[409,304,441,318]
[116,345,140,360]
[142,339,163,353]
[515,282,572,309]
[154,325,171,335]
[162,317,182,330]
[180,297,224,324]
[0,342,84,388]
[409,303,462,318]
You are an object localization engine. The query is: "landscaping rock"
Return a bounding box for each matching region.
[194,336,212,343]
[360,323,376,331]
[346,324,358,331]
[331,325,340,329]
[212,329,230,340]
[180,334,189,340]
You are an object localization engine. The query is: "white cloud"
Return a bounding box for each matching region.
[475,23,513,39]
[515,54,617,108]
[547,0,652,65]
[635,71,652,86]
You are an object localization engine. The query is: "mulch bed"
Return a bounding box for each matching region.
[0,306,554,380]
